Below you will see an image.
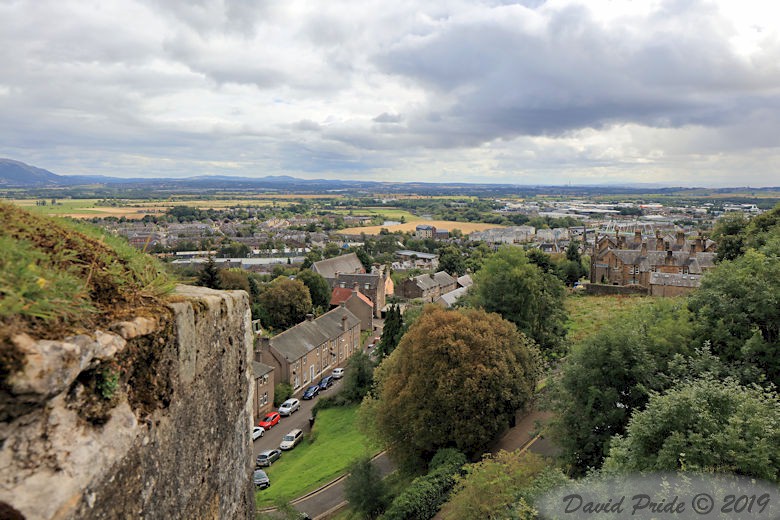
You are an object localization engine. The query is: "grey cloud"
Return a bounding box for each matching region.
[374,1,780,142]
[373,112,403,123]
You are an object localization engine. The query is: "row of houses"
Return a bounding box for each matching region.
[590,230,718,296]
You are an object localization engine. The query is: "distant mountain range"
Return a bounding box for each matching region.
[1,158,778,196]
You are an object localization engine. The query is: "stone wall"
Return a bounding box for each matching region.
[0,285,255,520]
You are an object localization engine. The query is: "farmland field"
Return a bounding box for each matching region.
[339,220,504,235]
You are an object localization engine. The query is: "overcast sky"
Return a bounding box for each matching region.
[1,0,778,186]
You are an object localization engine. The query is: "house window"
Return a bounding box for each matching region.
[262,392,268,405]
[263,374,268,385]
[310,365,315,382]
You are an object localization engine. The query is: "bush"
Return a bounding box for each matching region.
[274,382,293,407]
[381,449,466,520]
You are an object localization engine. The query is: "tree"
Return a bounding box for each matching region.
[258,277,312,330]
[344,457,388,519]
[354,246,373,271]
[548,299,694,475]
[197,256,222,289]
[438,245,466,276]
[712,212,748,262]
[341,351,375,403]
[376,304,403,358]
[295,269,331,311]
[372,306,540,468]
[324,242,342,258]
[565,239,582,264]
[604,378,780,482]
[440,451,567,520]
[688,249,780,387]
[218,269,250,293]
[469,247,567,357]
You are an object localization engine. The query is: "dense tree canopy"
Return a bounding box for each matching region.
[469,247,567,357]
[438,245,466,276]
[371,306,540,467]
[295,269,331,311]
[257,276,312,330]
[549,299,695,475]
[441,451,568,520]
[605,378,780,482]
[688,249,780,387]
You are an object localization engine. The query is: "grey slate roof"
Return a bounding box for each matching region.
[312,252,364,279]
[457,274,473,287]
[649,272,702,288]
[436,286,469,307]
[269,306,360,362]
[433,271,456,287]
[253,362,274,377]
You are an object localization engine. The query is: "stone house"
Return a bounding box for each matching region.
[590,230,716,290]
[252,362,275,419]
[330,284,374,331]
[400,271,458,302]
[332,266,391,318]
[648,272,703,297]
[255,306,361,392]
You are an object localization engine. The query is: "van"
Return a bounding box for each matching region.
[280,428,304,450]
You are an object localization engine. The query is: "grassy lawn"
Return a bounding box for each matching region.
[564,293,651,351]
[330,207,421,222]
[256,405,379,508]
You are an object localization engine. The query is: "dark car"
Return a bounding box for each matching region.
[258,412,280,430]
[256,449,282,467]
[253,469,270,489]
[318,375,334,391]
[302,385,320,400]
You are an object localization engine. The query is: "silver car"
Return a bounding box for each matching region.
[278,398,300,416]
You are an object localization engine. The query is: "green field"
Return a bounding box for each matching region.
[330,207,421,222]
[564,293,651,350]
[256,405,379,508]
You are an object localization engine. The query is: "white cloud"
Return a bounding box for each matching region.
[0,0,778,186]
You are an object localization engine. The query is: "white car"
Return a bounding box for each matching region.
[278,398,300,416]
[280,428,304,450]
[332,368,345,379]
[252,426,265,441]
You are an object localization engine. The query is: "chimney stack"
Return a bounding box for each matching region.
[341,314,347,332]
[665,249,674,266]
[676,231,685,247]
[353,282,360,293]
[641,241,647,256]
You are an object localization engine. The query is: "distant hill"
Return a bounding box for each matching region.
[0,158,62,187]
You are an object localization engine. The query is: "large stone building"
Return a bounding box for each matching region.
[399,271,458,302]
[590,230,717,295]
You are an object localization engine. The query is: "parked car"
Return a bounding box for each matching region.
[278,398,300,416]
[256,449,282,467]
[252,426,265,441]
[302,385,320,400]
[258,412,280,429]
[280,429,304,450]
[332,368,345,379]
[318,375,334,390]
[253,469,270,489]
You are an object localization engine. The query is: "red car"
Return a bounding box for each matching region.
[258,412,280,429]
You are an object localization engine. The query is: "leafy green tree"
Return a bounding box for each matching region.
[441,451,567,520]
[376,304,403,358]
[372,307,540,468]
[548,299,694,475]
[470,247,567,357]
[295,269,331,311]
[605,378,780,482]
[344,457,388,519]
[197,256,222,289]
[565,239,582,263]
[301,248,322,269]
[324,242,342,258]
[219,240,250,258]
[383,449,467,520]
[688,250,780,387]
[438,245,466,276]
[354,246,373,271]
[217,269,250,293]
[712,212,748,262]
[342,351,375,403]
[258,277,312,330]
